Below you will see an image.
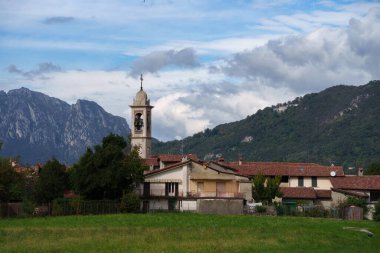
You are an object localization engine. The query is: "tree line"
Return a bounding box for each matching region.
[0,134,146,213]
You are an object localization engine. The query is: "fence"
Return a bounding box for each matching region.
[245,204,343,219]
[0,199,122,218]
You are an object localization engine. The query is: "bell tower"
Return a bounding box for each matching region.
[130,74,153,158]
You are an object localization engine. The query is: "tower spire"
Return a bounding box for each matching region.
[140,73,143,90]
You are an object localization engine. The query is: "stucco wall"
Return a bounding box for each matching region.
[146,167,183,182]
[197,199,243,214]
[189,180,238,193]
[289,177,332,189]
[148,199,168,211]
[180,200,197,211]
[239,181,252,200]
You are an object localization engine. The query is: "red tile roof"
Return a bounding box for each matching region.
[330,176,380,190]
[331,188,369,198]
[158,154,198,162]
[143,158,159,166]
[315,189,332,199]
[280,187,317,199]
[223,162,344,177]
[144,161,189,176]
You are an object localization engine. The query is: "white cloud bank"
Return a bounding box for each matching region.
[2,8,380,141]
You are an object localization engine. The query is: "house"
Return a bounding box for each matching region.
[221,161,344,208]
[330,176,380,219]
[140,157,250,214]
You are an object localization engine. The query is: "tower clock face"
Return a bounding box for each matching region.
[134,112,143,131]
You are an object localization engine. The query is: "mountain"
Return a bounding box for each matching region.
[153,81,380,167]
[0,88,130,165]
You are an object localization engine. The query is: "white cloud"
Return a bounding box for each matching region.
[223,8,380,93]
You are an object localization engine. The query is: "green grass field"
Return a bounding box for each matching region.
[0,213,379,253]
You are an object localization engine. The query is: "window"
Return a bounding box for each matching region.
[165,182,178,196]
[216,182,225,193]
[370,191,380,202]
[197,182,204,193]
[311,176,317,187]
[298,176,304,187]
[281,176,289,183]
[134,112,143,131]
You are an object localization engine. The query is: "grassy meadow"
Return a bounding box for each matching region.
[0,213,379,253]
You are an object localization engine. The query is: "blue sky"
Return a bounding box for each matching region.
[1,0,380,141]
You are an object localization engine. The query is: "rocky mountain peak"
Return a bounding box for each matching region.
[0,88,130,165]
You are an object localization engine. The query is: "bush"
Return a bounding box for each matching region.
[303,206,329,218]
[256,205,267,213]
[120,192,140,213]
[374,201,380,221]
[345,196,368,213]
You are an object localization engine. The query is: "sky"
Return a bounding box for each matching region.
[1,0,380,141]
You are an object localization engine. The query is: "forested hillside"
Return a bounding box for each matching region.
[153,81,380,167]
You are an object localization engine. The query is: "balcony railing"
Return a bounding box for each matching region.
[141,189,183,198]
[140,190,244,198]
[188,191,244,198]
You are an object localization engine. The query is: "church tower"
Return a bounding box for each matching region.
[130,74,153,159]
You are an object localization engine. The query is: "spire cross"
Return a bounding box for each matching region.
[140,74,143,90]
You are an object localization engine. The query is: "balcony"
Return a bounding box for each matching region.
[188,191,244,199]
[140,189,244,199]
[141,189,183,198]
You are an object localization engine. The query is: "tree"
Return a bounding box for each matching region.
[0,157,24,202]
[34,159,69,203]
[252,174,282,204]
[374,201,380,221]
[72,134,145,200]
[364,163,380,175]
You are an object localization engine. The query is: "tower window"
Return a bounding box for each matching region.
[134,113,143,131]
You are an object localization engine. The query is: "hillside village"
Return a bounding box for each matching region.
[1,80,380,221]
[130,81,380,219]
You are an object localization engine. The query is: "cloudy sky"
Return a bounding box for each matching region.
[1,0,380,141]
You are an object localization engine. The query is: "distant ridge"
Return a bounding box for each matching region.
[153,81,380,167]
[0,88,130,164]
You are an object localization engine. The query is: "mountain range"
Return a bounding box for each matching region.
[2,81,380,167]
[0,88,130,165]
[153,81,380,167]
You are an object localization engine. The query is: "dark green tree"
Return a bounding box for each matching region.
[252,174,266,202]
[364,163,380,175]
[0,157,25,202]
[252,174,282,204]
[374,201,380,221]
[72,134,145,200]
[34,159,69,203]
[265,176,282,203]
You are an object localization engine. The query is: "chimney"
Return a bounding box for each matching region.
[358,168,364,176]
[238,154,243,166]
[218,157,225,163]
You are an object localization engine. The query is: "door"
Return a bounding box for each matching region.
[143,182,150,197]
[168,198,177,211]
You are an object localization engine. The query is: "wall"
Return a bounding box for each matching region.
[180,200,197,211]
[197,199,243,214]
[148,199,168,211]
[289,177,332,189]
[239,181,252,200]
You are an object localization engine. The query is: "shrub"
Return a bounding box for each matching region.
[303,206,329,218]
[120,192,140,213]
[256,205,267,213]
[345,196,368,213]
